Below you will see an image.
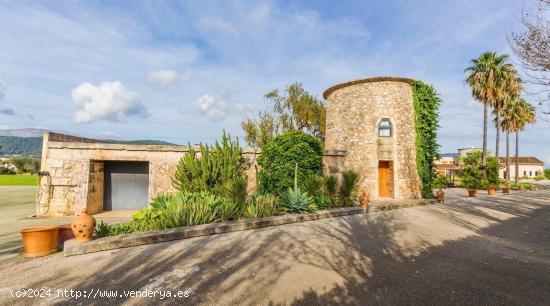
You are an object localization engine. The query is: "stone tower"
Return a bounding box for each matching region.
[323,77,422,201]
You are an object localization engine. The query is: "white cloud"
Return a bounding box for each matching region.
[147,69,190,86]
[199,16,238,34]
[194,94,228,122]
[71,81,147,123]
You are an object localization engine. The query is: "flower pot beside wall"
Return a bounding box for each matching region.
[487,188,497,196]
[359,191,369,208]
[21,226,59,257]
[468,189,477,197]
[71,212,96,243]
[436,189,445,203]
[57,224,75,250]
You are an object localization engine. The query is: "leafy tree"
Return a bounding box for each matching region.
[9,156,40,174]
[461,151,483,190]
[171,131,248,194]
[465,52,519,164]
[241,83,325,147]
[545,169,550,179]
[257,131,323,195]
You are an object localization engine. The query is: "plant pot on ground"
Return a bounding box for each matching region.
[20,226,59,257]
[502,186,510,193]
[468,189,477,197]
[57,224,75,250]
[487,187,497,195]
[436,188,445,202]
[71,212,96,243]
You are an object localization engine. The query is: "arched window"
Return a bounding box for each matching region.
[378,119,392,137]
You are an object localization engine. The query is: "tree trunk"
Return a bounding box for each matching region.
[495,105,500,158]
[515,131,519,185]
[482,103,488,167]
[505,132,510,186]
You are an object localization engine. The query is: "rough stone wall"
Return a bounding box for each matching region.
[324,79,422,200]
[39,135,259,216]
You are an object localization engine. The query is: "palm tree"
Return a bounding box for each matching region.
[465,52,518,165]
[493,75,522,158]
[501,98,536,185]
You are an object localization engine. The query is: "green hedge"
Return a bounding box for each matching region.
[257,131,323,195]
[412,81,441,198]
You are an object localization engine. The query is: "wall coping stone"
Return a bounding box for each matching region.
[323,76,415,99]
[64,199,437,256]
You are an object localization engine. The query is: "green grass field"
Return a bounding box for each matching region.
[0,175,38,186]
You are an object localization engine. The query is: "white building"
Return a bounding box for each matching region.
[499,157,544,179]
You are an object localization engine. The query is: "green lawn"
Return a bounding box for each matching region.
[0,175,38,186]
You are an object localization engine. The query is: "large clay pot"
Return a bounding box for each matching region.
[468,189,477,197]
[359,191,368,208]
[436,189,445,203]
[21,226,59,257]
[71,212,96,243]
[502,187,510,194]
[57,224,75,250]
[487,188,497,195]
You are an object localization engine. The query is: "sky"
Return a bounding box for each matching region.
[0,0,549,164]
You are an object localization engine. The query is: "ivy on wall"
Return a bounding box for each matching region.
[412,81,442,199]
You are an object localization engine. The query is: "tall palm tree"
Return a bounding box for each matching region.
[493,74,522,158]
[501,98,536,185]
[465,52,517,165]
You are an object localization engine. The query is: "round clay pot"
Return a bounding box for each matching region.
[359,191,368,208]
[502,187,510,194]
[57,224,75,250]
[436,189,445,202]
[71,212,96,243]
[468,189,477,197]
[487,188,497,195]
[21,226,59,257]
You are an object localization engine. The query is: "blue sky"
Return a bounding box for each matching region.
[0,0,548,164]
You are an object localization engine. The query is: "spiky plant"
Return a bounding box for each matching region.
[245,194,280,218]
[281,163,315,213]
[338,170,360,207]
[303,175,323,196]
[323,175,338,204]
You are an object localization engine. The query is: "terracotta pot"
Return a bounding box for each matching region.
[468,189,477,197]
[359,191,368,208]
[436,189,445,202]
[57,224,75,250]
[21,226,59,258]
[502,187,510,194]
[71,212,96,243]
[487,188,497,195]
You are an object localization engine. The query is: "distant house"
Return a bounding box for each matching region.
[499,157,544,179]
[434,148,545,180]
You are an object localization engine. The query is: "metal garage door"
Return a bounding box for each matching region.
[104,161,149,211]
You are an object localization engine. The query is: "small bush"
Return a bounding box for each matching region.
[315,195,333,210]
[338,170,360,207]
[245,194,279,218]
[534,175,545,181]
[323,175,338,205]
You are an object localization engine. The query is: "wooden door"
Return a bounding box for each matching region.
[378,161,391,197]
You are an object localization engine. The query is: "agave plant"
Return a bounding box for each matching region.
[338,170,360,207]
[281,187,315,213]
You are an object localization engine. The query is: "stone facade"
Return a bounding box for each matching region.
[323,77,422,201]
[38,132,259,216]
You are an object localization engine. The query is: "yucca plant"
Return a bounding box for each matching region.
[303,175,323,196]
[323,174,338,205]
[338,170,360,207]
[223,176,248,205]
[245,194,279,218]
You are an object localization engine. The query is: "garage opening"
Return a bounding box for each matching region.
[104,161,149,211]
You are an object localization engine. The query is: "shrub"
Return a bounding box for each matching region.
[0,166,15,174]
[162,192,220,227]
[223,176,248,206]
[433,175,448,189]
[338,170,360,207]
[486,157,499,188]
[258,131,322,195]
[315,195,333,210]
[172,131,247,194]
[545,169,550,179]
[245,194,279,218]
[534,175,545,181]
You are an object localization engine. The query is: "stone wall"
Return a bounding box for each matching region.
[39,133,259,216]
[323,77,422,200]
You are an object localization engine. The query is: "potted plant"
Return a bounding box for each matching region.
[433,175,447,203]
[485,157,499,196]
[502,185,510,193]
[461,152,482,197]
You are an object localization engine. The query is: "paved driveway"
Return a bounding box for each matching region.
[0,189,549,305]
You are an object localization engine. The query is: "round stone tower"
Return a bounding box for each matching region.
[323,76,422,201]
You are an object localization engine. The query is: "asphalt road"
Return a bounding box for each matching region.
[0,189,549,305]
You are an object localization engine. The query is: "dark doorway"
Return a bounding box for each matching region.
[104,161,149,211]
